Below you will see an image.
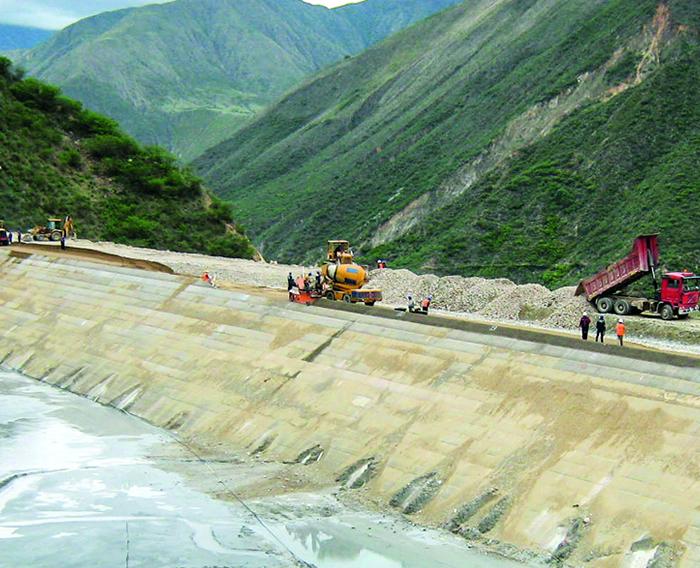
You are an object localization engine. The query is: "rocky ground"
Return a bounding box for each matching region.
[24,239,700,355]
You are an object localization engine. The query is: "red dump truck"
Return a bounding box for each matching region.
[575,235,699,320]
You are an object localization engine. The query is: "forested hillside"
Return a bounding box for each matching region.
[195,0,700,286]
[0,57,254,259]
[18,0,460,160]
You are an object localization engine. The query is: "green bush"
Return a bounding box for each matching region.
[207,234,256,258]
[117,215,159,239]
[208,197,234,223]
[73,110,120,136]
[83,134,139,159]
[58,148,82,169]
[10,78,62,112]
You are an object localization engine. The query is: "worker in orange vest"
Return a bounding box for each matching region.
[616,319,626,347]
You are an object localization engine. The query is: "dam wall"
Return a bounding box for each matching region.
[1,248,699,566]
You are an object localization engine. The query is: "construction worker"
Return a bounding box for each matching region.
[60,228,66,250]
[578,312,591,340]
[315,271,322,293]
[407,295,416,313]
[201,272,216,287]
[616,319,626,347]
[595,315,606,344]
[287,272,295,292]
[421,295,432,314]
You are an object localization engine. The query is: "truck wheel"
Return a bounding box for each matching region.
[660,304,675,321]
[678,314,689,320]
[342,294,352,303]
[50,230,62,242]
[324,291,335,301]
[613,299,630,316]
[365,301,375,307]
[595,297,614,313]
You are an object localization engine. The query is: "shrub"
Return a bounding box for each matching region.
[10,78,62,112]
[73,110,120,136]
[118,215,159,239]
[58,148,82,169]
[83,134,139,159]
[208,197,234,223]
[207,234,256,259]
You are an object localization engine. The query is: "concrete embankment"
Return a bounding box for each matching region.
[1,248,699,566]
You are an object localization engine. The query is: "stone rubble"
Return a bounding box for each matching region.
[369,268,590,328]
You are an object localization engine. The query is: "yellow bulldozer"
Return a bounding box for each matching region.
[321,240,383,305]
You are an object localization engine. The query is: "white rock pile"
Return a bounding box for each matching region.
[369,269,590,328]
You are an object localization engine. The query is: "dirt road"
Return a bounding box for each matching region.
[14,239,699,355]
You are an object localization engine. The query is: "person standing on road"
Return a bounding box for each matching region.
[595,315,606,343]
[407,295,415,313]
[287,272,295,292]
[421,295,432,314]
[579,312,591,340]
[616,319,626,346]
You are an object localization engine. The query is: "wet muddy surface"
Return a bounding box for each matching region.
[0,369,525,567]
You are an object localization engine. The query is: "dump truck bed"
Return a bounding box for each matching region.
[575,235,660,301]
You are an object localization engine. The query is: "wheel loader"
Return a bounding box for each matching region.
[22,218,68,243]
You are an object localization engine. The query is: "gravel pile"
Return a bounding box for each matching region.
[543,287,590,328]
[480,283,552,320]
[370,269,589,328]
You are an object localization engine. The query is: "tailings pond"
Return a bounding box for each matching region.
[0,369,525,567]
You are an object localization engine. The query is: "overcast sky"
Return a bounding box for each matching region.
[0,0,364,30]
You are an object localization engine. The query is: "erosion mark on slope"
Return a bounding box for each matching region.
[637,3,671,83]
[56,366,86,390]
[294,444,324,465]
[445,487,499,532]
[476,496,511,535]
[111,386,143,412]
[547,516,591,565]
[389,471,442,514]
[86,373,116,402]
[302,324,349,363]
[163,411,189,431]
[250,433,277,456]
[336,457,377,489]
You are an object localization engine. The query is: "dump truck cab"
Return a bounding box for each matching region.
[662,273,699,318]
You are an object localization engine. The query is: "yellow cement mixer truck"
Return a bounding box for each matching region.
[321,240,383,306]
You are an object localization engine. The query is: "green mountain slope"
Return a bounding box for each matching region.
[0,24,52,51]
[17,0,460,161]
[195,0,700,286]
[0,57,254,259]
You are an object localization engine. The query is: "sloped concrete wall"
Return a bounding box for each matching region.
[1,249,699,566]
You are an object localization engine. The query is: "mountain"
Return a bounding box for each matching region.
[194,0,700,286]
[0,56,254,259]
[17,0,461,161]
[0,24,52,51]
